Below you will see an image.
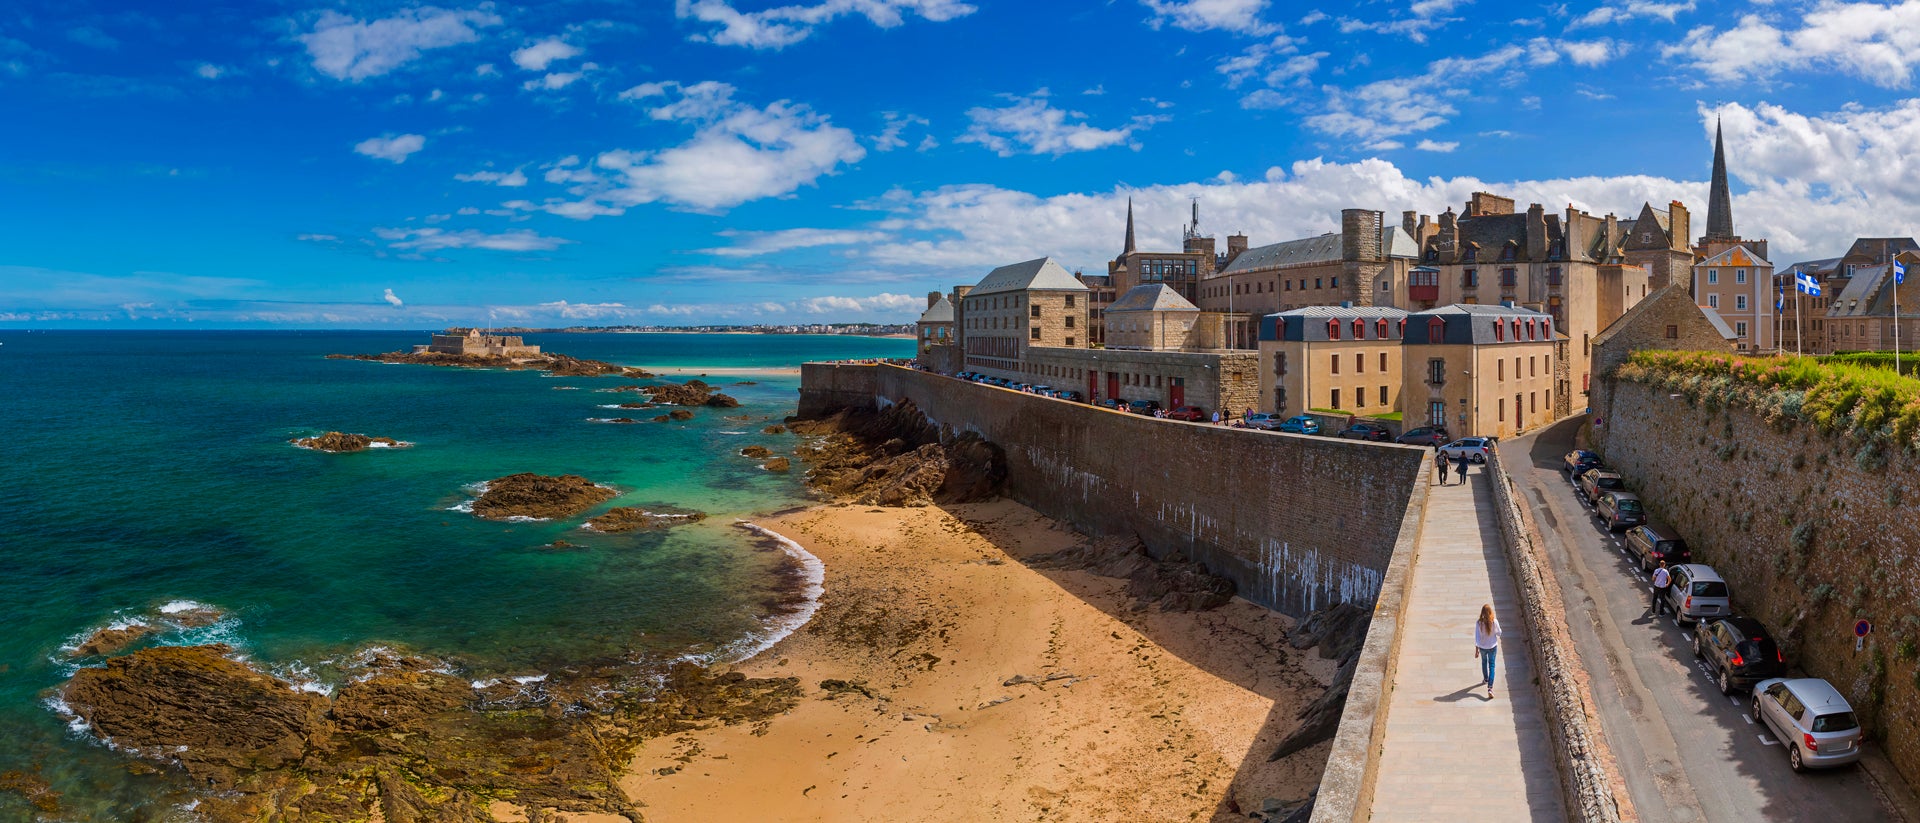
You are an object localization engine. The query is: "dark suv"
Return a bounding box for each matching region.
[1624,524,1691,572]
[1563,449,1604,479]
[1338,422,1392,441]
[1694,616,1786,694]
[1395,426,1449,446]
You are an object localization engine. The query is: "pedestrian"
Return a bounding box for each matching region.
[1437,452,1450,484]
[1454,450,1470,484]
[1211,410,1221,425]
[1474,603,1501,698]
[1651,560,1672,617]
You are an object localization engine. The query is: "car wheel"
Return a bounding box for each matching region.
[1472,454,1486,464]
[1693,633,1705,659]
[1718,667,1734,695]
[1638,553,1650,573]
[1789,744,1806,773]
[1751,696,1762,722]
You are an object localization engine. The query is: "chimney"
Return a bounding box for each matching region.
[1603,213,1618,258]
[927,291,941,310]
[1468,191,1515,217]
[1526,203,1548,260]
[1227,233,1249,259]
[1669,200,1690,251]
[1403,210,1418,234]
[1340,301,1355,308]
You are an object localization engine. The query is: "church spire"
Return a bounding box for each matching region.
[1123,197,1136,254]
[1706,116,1735,240]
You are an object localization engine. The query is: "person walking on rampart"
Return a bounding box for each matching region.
[1475,604,1502,699]
[1437,452,1450,485]
[1651,561,1672,616]
[1454,451,1469,485]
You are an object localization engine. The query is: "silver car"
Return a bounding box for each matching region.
[1662,564,1731,625]
[1753,677,1862,771]
[1243,412,1285,431]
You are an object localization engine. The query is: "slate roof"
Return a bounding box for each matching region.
[1785,257,1843,278]
[1108,284,1199,313]
[1842,237,1919,263]
[1218,226,1419,276]
[1700,306,1739,339]
[969,257,1089,296]
[1828,264,1892,318]
[1402,303,1556,346]
[1260,305,1410,342]
[918,294,954,324]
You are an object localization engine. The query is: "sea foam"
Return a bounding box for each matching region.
[713,521,826,664]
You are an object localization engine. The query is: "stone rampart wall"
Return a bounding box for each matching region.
[800,363,1426,616]
[1597,377,1920,784]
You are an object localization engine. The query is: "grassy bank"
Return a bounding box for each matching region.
[1613,350,1920,460]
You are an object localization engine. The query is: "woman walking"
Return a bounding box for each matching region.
[1454,450,1470,485]
[1474,604,1501,698]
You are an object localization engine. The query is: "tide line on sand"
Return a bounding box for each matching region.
[715,521,826,665]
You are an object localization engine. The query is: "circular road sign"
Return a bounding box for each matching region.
[1856,619,1873,638]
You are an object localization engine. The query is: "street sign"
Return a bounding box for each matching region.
[1856,619,1873,638]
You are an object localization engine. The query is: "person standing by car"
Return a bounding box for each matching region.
[1475,604,1501,698]
[1651,561,1671,616]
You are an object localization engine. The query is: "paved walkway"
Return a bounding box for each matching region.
[1366,463,1566,822]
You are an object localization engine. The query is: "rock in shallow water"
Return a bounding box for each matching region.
[584,505,708,533]
[291,431,408,452]
[469,473,617,521]
[71,624,159,658]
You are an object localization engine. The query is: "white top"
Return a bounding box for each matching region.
[1652,567,1671,588]
[1474,618,1502,650]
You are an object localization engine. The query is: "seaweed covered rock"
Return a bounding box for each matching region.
[327,350,647,379]
[643,379,714,406]
[584,506,707,533]
[291,432,409,452]
[704,393,740,408]
[470,473,617,521]
[668,409,695,421]
[790,400,1005,506]
[71,624,159,658]
[763,457,791,472]
[740,445,773,459]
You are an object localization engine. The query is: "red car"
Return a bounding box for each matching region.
[1165,406,1206,421]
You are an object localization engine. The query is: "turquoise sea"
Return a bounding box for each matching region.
[0,330,911,820]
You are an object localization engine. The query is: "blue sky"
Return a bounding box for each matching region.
[3,0,1919,328]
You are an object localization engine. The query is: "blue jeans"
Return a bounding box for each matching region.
[1480,646,1497,688]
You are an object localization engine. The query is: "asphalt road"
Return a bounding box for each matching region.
[1505,417,1899,823]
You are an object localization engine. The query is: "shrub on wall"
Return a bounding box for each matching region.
[1616,350,1920,458]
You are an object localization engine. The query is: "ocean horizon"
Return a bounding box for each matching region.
[0,330,911,820]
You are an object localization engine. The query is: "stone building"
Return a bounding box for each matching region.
[1257,305,1409,418]
[1075,270,1119,348]
[1824,250,1920,354]
[954,257,1090,380]
[1691,244,1775,352]
[423,329,540,356]
[1024,283,1255,413]
[1400,303,1558,439]
[915,291,956,370]
[1789,237,1918,354]
[1104,284,1222,351]
[1108,199,1222,304]
[1193,209,1421,347]
[1588,283,1738,431]
[1618,200,1696,292]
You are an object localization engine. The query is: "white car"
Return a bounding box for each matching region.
[1438,437,1492,463]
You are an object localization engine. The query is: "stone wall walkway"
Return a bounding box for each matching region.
[1366,463,1566,822]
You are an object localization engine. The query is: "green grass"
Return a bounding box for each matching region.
[1822,351,1920,377]
[1309,407,1356,416]
[1367,411,1404,421]
[1615,350,1920,457]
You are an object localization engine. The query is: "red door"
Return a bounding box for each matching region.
[1169,382,1185,409]
[1106,372,1119,400]
[1087,372,1098,401]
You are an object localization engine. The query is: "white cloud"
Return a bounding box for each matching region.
[1667,2,1920,88]
[1569,1,1695,29]
[476,62,499,76]
[873,112,931,151]
[298,7,502,82]
[959,90,1167,157]
[1304,46,1525,141]
[1141,0,1276,35]
[383,288,404,307]
[354,133,426,163]
[1416,139,1458,152]
[455,168,528,186]
[524,81,866,213]
[1560,38,1624,66]
[510,37,581,71]
[675,0,977,49]
[523,69,589,91]
[195,63,227,80]
[375,227,573,252]
[796,293,921,314]
[700,227,890,257]
[1337,0,1472,42]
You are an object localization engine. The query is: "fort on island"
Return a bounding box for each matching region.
[416,328,541,357]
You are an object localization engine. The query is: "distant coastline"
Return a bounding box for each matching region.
[488,324,914,338]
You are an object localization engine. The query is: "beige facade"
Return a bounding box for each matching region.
[1025,346,1259,416]
[1691,244,1775,352]
[1257,306,1408,417]
[954,258,1090,380]
[1400,304,1557,440]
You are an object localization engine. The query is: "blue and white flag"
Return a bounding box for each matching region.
[1796,270,1823,296]
[1896,258,1907,285]
[1776,275,1785,310]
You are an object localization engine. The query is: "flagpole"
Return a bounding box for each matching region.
[1796,270,1804,358]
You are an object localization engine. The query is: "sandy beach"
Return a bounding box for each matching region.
[557,499,1337,822]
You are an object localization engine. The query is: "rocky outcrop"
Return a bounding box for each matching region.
[291,432,409,452]
[469,474,617,521]
[740,445,773,459]
[327,351,649,379]
[705,393,740,408]
[59,645,803,822]
[1269,602,1372,760]
[72,624,159,658]
[790,400,1006,507]
[668,409,694,421]
[0,770,60,814]
[584,506,707,533]
[763,457,791,472]
[643,379,715,406]
[1030,536,1236,612]
[762,424,787,435]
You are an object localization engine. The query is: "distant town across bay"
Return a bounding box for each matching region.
[480,323,913,337]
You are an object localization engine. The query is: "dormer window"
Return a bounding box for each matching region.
[1327,318,1341,340]
[1353,318,1365,339]
[1377,319,1390,338]
[1427,317,1446,344]
[1494,320,1505,342]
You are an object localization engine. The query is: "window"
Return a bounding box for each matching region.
[1736,295,1747,311]
[1065,316,1074,328]
[1707,294,1719,309]
[1065,295,1074,307]
[1427,317,1446,344]
[1353,318,1364,339]
[1331,354,1341,374]
[1315,278,1324,289]
[1380,352,1388,371]
[1736,322,1748,338]
[1332,389,1341,409]
[1736,268,1747,284]
[1285,280,1292,291]
[1530,392,1537,413]
[1377,319,1389,338]
[1501,268,1517,288]
[1463,269,1479,288]
[1032,304,1041,318]
[1428,358,1445,384]
[1332,277,1339,288]
[1529,356,1536,377]
[1494,321,1504,342]
[1498,359,1504,380]
[1708,269,1719,284]
[1379,386,1388,405]
[1498,397,1505,422]
[1031,327,1041,339]
[1356,388,1365,407]
[1275,352,1288,376]
[1429,400,1446,426]
[1356,353,1365,373]
[1328,319,1341,340]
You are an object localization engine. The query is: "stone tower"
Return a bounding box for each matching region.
[1705,118,1735,241]
[1123,197,1136,254]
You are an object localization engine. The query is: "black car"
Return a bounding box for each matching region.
[1695,616,1786,694]
[1624,524,1691,571]
[1125,399,1161,415]
[1562,449,1604,479]
[1395,426,1450,446]
[1337,422,1393,441]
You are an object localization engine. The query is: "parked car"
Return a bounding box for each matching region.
[1394,426,1450,446]
[1058,390,1084,402]
[1593,490,1646,531]
[1276,415,1321,435]
[1576,470,1626,503]
[1661,563,1732,625]
[1337,422,1393,441]
[1753,678,1862,771]
[1695,616,1786,694]
[1624,524,1692,571]
[1125,399,1161,416]
[1165,406,1206,422]
[1438,437,1492,463]
[1098,398,1124,409]
[1244,412,1286,431]
[1563,449,1604,479]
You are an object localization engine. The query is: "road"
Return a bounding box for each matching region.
[1504,417,1899,823]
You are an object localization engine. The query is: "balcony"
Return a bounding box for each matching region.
[1409,283,1440,302]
